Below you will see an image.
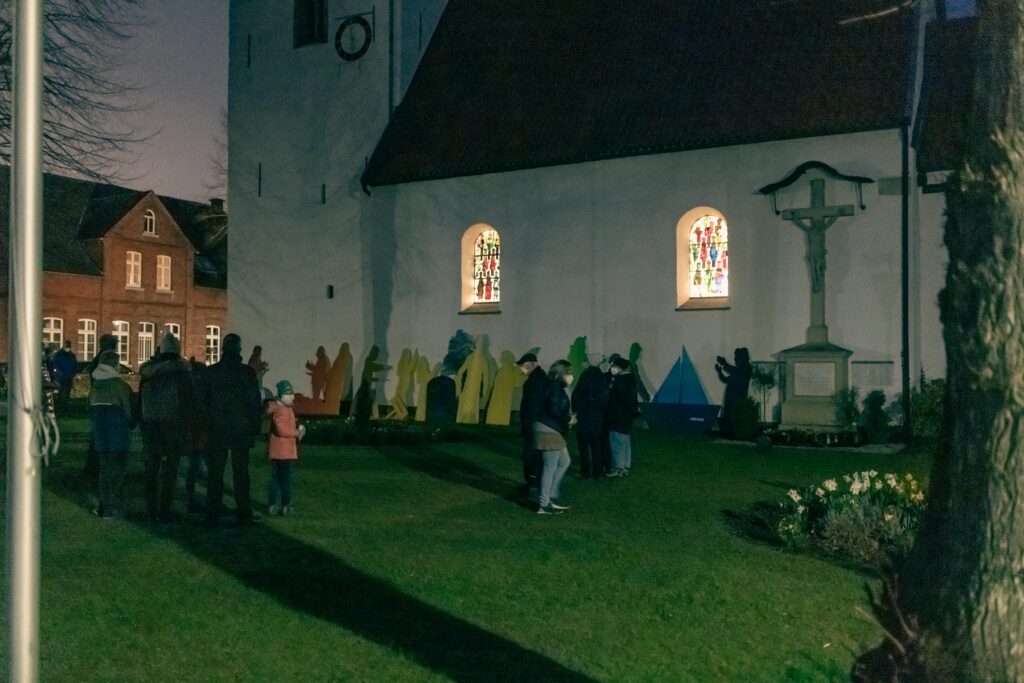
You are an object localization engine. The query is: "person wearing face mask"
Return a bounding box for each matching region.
[534,360,575,514]
[266,380,305,516]
[516,352,548,496]
[605,357,640,478]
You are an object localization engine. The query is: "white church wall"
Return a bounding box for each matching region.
[917,189,949,381]
[382,129,919,409]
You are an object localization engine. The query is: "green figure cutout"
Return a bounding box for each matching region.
[568,336,588,388]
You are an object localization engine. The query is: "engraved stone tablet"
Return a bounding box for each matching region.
[793,362,835,397]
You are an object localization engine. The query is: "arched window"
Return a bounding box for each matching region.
[676,207,730,310]
[460,224,501,313]
[143,210,156,235]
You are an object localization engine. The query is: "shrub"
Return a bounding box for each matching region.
[832,386,860,431]
[861,390,890,444]
[910,378,946,441]
[771,470,926,567]
[300,417,464,447]
[732,396,761,440]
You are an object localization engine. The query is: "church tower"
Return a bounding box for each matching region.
[228,0,446,386]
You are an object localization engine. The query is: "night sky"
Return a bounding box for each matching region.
[121,0,977,203]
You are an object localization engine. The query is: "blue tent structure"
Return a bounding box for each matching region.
[642,346,721,434]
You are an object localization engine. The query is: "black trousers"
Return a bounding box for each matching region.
[522,435,542,486]
[576,431,604,478]
[207,446,253,522]
[143,422,189,519]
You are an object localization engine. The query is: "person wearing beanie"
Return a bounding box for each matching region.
[605,356,640,478]
[89,350,135,518]
[200,332,263,526]
[83,332,122,484]
[516,352,548,495]
[266,379,305,515]
[140,332,197,523]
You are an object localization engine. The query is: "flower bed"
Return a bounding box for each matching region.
[771,470,926,566]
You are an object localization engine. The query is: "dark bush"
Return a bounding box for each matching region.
[732,396,761,440]
[861,390,890,444]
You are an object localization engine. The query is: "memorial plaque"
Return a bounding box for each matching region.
[793,362,835,397]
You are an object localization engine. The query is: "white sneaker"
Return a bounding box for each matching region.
[268,505,279,515]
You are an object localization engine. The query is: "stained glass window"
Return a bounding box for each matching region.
[688,215,728,299]
[472,229,501,304]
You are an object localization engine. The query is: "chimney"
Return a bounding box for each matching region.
[209,197,225,213]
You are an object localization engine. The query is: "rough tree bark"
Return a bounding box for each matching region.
[899,0,1024,680]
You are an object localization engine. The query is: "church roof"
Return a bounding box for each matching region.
[363,0,915,188]
[913,18,976,174]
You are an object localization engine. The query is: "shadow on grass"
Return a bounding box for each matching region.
[44,468,597,683]
[381,444,535,510]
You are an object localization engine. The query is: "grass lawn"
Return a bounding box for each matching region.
[0,411,932,682]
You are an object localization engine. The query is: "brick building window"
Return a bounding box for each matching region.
[126,251,142,288]
[156,255,172,291]
[42,317,63,348]
[165,323,181,339]
[205,325,220,365]
[143,210,157,235]
[113,320,130,365]
[138,322,155,364]
[78,319,97,361]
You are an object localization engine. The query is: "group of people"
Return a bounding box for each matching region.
[86,331,304,526]
[517,352,641,515]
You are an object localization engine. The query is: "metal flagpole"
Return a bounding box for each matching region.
[6,0,44,680]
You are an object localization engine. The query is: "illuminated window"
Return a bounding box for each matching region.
[460,224,501,312]
[676,207,730,309]
[143,210,156,235]
[156,255,172,291]
[78,319,97,361]
[165,323,181,339]
[126,251,142,288]
[138,322,155,363]
[113,321,130,365]
[205,325,220,365]
[42,317,63,348]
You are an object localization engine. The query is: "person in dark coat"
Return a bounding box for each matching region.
[715,347,752,438]
[51,340,79,412]
[83,334,120,483]
[186,357,211,514]
[201,332,263,526]
[534,360,574,514]
[572,355,609,479]
[140,333,196,523]
[605,357,640,477]
[517,352,548,494]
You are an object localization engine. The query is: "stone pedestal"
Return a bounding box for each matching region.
[775,342,852,430]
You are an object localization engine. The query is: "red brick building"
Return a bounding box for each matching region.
[0,168,228,367]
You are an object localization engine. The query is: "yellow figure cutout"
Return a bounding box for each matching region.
[485,350,519,426]
[414,354,432,422]
[387,349,415,420]
[324,342,352,415]
[456,335,493,425]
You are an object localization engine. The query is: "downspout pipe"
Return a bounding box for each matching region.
[901,121,913,442]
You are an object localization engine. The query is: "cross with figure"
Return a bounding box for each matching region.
[781,178,854,344]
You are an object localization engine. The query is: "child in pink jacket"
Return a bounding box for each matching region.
[267,380,305,515]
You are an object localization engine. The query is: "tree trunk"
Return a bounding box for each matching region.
[901,1,1024,680]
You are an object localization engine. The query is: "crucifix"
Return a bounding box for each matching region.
[781,178,854,345]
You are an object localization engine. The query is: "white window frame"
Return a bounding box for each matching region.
[138,322,155,364]
[126,251,142,289]
[205,325,221,365]
[156,254,172,291]
[78,319,97,361]
[143,209,157,235]
[42,317,63,348]
[165,323,181,339]
[112,320,130,366]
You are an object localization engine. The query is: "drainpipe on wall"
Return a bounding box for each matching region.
[901,122,913,442]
